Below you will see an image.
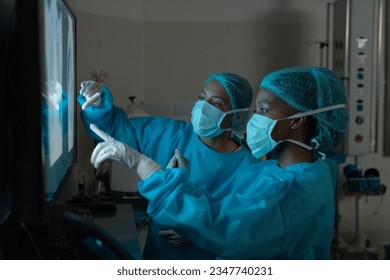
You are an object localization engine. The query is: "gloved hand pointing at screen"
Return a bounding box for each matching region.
[80,81,103,110]
[90,124,162,180]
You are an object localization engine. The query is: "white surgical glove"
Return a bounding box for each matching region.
[159,229,187,248]
[90,124,161,180]
[42,81,62,110]
[80,81,102,110]
[166,149,190,169]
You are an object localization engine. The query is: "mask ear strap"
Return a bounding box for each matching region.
[280,139,326,160]
[228,107,250,114]
[283,103,346,120]
[317,151,326,160]
[310,138,320,149]
[275,105,346,160]
[218,107,250,131]
[310,139,326,159]
[281,139,313,151]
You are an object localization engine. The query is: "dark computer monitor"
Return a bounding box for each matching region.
[1,1,138,260]
[0,0,14,227]
[4,0,77,227]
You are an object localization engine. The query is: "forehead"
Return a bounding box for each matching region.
[256,88,283,105]
[204,80,226,94]
[256,88,296,113]
[203,80,230,100]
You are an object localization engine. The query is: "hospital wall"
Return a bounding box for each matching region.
[61,0,390,253]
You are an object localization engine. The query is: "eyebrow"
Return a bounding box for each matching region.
[257,100,270,107]
[201,90,227,103]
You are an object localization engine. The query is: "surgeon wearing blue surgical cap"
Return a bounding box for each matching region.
[78,72,255,259]
[88,66,348,260]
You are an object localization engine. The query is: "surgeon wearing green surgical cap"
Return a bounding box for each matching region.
[78,72,256,259]
[124,66,349,259]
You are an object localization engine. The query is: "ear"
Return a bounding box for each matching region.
[290,116,306,129]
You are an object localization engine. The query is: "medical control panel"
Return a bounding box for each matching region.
[332,0,377,155]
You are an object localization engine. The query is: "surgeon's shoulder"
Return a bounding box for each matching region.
[284,158,337,182]
[243,159,287,181]
[322,158,339,178]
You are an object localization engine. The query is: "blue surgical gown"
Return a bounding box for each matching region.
[137,158,338,260]
[78,86,259,259]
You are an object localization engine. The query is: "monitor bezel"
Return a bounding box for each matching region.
[11,0,77,226]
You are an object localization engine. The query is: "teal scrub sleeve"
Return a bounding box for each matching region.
[140,159,337,260]
[78,86,124,142]
[78,86,114,126]
[78,85,191,161]
[138,168,290,259]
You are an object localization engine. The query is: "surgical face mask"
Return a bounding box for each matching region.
[191,100,249,138]
[246,104,346,159]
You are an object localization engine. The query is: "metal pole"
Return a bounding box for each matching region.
[354,155,365,251]
[326,2,332,68]
[344,0,351,80]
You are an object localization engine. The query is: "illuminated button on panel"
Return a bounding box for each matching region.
[356,37,367,49]
[356,99,363,111]
[357,68,364,80]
